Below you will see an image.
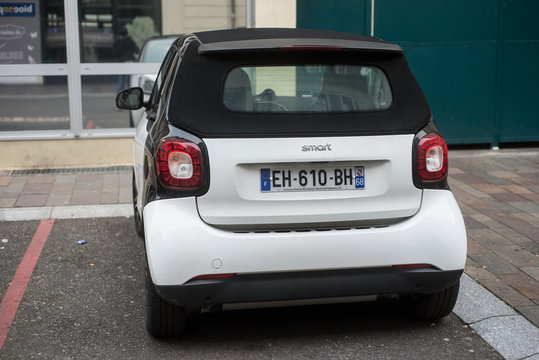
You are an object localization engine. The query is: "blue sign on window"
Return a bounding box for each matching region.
[0,3,36,17]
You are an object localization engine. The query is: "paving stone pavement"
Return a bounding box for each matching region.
[449,148,539,328]
[0,168,132,208]
[0,148,538,328]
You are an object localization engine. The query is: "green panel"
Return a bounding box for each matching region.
[374,0,498,42]
[296,0,369,35]
[373,0,500,145]
[499,43,539,142]
[498,0,539,142]
[504,0,539,40]
[403,46,497,144]
[296,0,539,145]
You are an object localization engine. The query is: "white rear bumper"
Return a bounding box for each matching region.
[144,189,466,286]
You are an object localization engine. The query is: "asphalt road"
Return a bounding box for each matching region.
[0,217,502,359]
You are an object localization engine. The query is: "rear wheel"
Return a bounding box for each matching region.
[146,269,186,337]
[402,280,460,321]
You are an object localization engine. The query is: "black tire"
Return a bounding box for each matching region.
[146,269,186,337]
[402,280,460,321]
[132,171,144,239]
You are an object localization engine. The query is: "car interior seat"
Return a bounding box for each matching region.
[223,68,253,112]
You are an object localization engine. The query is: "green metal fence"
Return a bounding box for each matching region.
[297,0,539,146]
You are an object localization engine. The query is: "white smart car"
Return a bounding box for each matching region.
[116,28,467,337]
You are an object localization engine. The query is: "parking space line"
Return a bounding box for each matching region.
[0,219,55,352]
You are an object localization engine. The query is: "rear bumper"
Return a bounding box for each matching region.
[144,189,466,305]
[156,267,463,307]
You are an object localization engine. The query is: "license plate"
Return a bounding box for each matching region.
[260,165,365,192]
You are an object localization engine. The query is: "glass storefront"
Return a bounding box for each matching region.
[0,0,246,139]
[81,74,146,129]
[0,75,69,131]
[79,0,161,63]
[0,0,66,64]
[43,0,67,63]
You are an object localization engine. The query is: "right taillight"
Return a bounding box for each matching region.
[417,134,448,182]
[156,138,204,190]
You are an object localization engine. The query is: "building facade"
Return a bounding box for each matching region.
[8,1,534,167]
[0,0,254,168]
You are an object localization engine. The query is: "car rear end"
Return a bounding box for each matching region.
[142,29,466,334]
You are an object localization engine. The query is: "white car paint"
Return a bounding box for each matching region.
[133,114,148,214]
[197,135,422,227]
[144,189,466,286]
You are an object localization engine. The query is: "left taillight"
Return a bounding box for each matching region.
[156,138,204,190]
[416,133,448,183]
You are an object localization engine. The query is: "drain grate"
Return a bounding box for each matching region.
[9,166,133,175]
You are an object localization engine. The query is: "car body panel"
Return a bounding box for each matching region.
[144,189,466,287]
[197,134,422,227]
[133,115,149,214]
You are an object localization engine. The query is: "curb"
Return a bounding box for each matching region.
[453,274,539,360]
[0,204,132,221]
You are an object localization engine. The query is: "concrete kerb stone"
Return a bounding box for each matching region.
[454,273,517,323]
[0,204,132,221]
[0,206,53,221]
[51,204,132,219]
[471,316,539,360]
[454,274,539,360]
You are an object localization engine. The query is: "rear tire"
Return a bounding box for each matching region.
[146,269,186,337]
[402,280,460,321]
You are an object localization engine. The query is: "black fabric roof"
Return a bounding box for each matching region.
[166,29,431,138]
[194,28,386,44]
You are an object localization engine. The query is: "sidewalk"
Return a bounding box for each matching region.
[0,166,132,208]
[0,149,538,328]
[449,148,539,328]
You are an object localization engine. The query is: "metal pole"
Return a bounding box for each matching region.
[371,0,375,36]
[246,0,254,28]
[231,0,236,29]
[64,0,83,137]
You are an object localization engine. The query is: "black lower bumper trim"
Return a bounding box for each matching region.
[155,268,463,307]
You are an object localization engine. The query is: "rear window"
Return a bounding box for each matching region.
[223,65,392,113]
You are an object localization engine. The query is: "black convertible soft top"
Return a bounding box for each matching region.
[167,28,431,138]
[195,28,402,54]
[195,28,386,44]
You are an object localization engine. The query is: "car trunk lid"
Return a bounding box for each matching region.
[196,134,422,229]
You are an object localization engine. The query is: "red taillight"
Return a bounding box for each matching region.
[417,134,448,182]
[156,138,204,190]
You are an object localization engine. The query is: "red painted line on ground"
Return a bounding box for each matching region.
[0,219,54,352]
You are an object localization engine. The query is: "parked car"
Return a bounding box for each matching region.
[116,28,467,337]
[129,35,178,127]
